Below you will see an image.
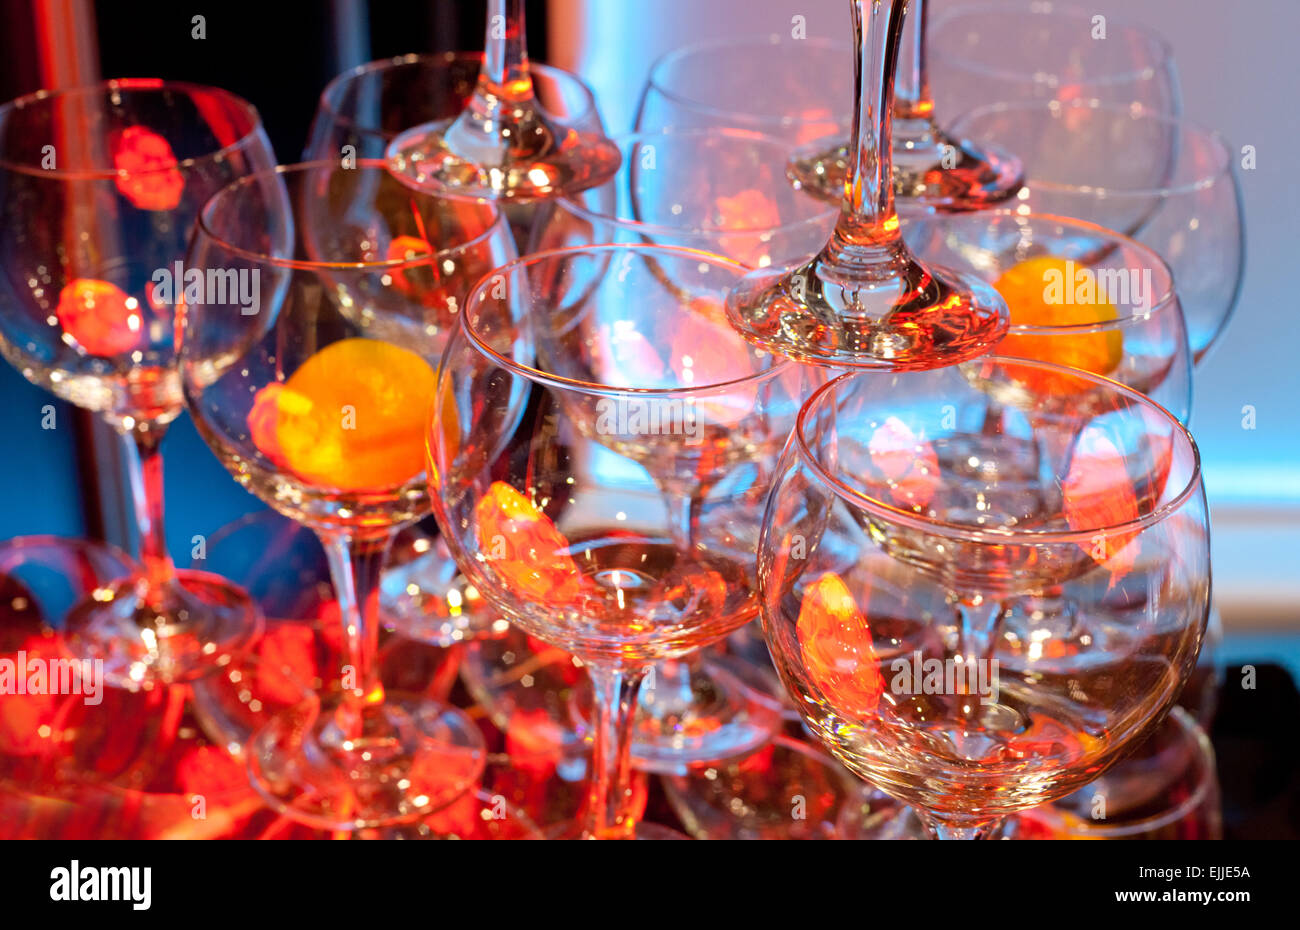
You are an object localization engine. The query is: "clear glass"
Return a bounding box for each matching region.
[724,0,1009,369]
[386,0,619,202]
[787,0,1024,211]
[928,1,1181,119]
[306,51,614,645]
[428,244,813,837]
[307,51,609,162]
[181,161,515,829]
[535,128,837,767]
[662,734,861,840]
[1007,707,1222,840]
[902,209,1192,423]
[535,128,837,265]
[635,35,853,146]
[760,357,1210,837]
[950,100,1243,363]
[0,79,276,687]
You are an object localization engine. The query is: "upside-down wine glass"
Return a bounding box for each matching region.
[788,0,1024,211]
[180,161,514,829]
[386,0,619,202]
[725,0,1009,369]
[759,357,1210,838]
[0,79,276,688]
[428,244,812,837]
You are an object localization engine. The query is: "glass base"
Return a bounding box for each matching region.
[386,114,620,203]
[246,692,486,832]
[663,735,862,839]
[380,532,508,646]
[788,124,1024,212]
[724,244,1009,370]
[835,786,931,840]
[63,569,262,689]
[575,652,785,773]
[543,820,689,840]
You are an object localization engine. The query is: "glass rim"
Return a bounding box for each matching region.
[794,356,1203,545]
[195,159,509,273]
[931,1,1176,86]
[1060,707,1217,838]
[555,127,839,241]
[906,208,1180,336]
[0,78,267,181]
[0,534,137,571]
[314,52,601,142]
[459,243,799,398]
[643,34,853,128]
[951,99,1233,197]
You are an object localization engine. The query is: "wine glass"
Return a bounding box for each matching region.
[386,0,619,202]
[306,52,609,165]
[725,0,1009,369]
[759,357,1210,838]
[635,35,853,146]
[1007,707,1222,840]
[902,209,1192,423]
[532,127,834,769]
[787,0,1024,211]
[928,1,1182,120]
[0,79,277,688]
[950,100,1244,363]
[180,161,514,829]
[428,244,812,838]
[306,52,614,645]
[534,128,836,264]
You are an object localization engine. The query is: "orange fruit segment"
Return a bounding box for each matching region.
[475,481,584,603]
[994,257,1124,394]
[110,126,185,211]
[55,278,143,356]
[795,572,884,719]
[270,338,436,491]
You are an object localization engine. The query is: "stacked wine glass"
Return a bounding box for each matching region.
[0,0,1239,840]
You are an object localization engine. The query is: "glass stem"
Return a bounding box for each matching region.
[480,0,533,103]
[955,593,1002,662]
[581,662,648,840]
[831,0,908,256]
[320,530,391,740]
[895,0,933,120]
[920,811,1001,840]
[123,427,176,597]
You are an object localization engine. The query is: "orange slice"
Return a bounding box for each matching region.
[994,257,1124,395]
[795,572,884,718]
[475,481,584,603]
[272,338,436,491]
[55,278,143,356]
